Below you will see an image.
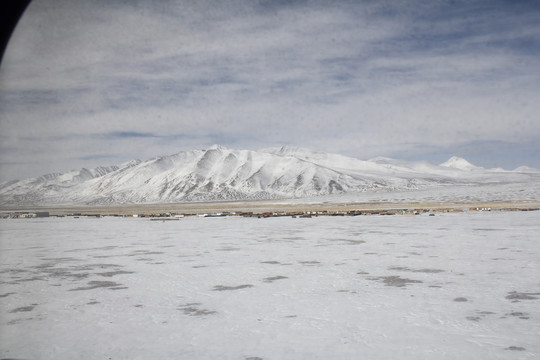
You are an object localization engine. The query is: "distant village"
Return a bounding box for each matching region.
[2,206,538,220]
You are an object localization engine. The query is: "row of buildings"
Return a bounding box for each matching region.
[1,211,50,219]
[2,206,538,220]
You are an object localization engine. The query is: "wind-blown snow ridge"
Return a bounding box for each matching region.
[0,147,538,205]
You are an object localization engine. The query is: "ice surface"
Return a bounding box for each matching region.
[1,212,539,359]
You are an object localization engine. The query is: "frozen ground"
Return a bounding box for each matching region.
[1,212,539,359]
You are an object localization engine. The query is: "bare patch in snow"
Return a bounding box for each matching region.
[369,275,423,287]
[178,303,217,316]
[388,266,445,273]
[70,280,126,291]
[213,285,254,291]
[506,291,540,301]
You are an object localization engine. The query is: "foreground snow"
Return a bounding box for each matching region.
[1,212,539,359]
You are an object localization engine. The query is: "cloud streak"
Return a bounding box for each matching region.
[1,0,539,181]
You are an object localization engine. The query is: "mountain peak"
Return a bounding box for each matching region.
[261,145,315,157]
[440,156,478,170]
[207,144,226,151]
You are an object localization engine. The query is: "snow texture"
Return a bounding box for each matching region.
[1,211,539,359]
[1,146,539,205]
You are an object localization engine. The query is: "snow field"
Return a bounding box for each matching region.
[1,212,539,359]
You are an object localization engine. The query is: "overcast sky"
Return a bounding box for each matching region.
[1,0,539,182]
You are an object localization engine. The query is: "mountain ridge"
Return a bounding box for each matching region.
[1,146,538,206]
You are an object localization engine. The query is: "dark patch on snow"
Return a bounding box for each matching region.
[415,268,444,273]
[217,247,241,251]
[70,280,125,291]
[7,276,46,284]
[369,276,422,287]
[77,245,119,251]
[0,269,30,275]
[178,303,216,316]
[96,270,135,277]
[389,266,444,273]
[338,239,366,245]
[27,263,125,283]
[453,297,468,302]
[473,228,504,231]
[466,310,495,321]
[263,275,288,283]
[506,291,540,301]
[506,312,529,319]
[10,306,35,313]
[97,270,135,277]
[505,346,526,351]
[40,257,79,263]
[213,284,254,291]
[299,260,321,265]
[127,250,164,256]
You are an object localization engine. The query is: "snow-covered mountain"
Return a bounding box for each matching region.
[440,156,479,171]
[1,145,538,205]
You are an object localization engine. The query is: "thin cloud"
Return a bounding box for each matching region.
[103,131,159,139]
[75,154,118,161]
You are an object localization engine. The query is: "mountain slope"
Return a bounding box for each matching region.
[0,146,538,205]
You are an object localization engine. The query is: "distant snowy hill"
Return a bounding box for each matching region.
[440,156,479,171]
[1,145,539,205]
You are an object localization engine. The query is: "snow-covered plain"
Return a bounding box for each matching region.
[1,212,539,359]
[283,181,540,205]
